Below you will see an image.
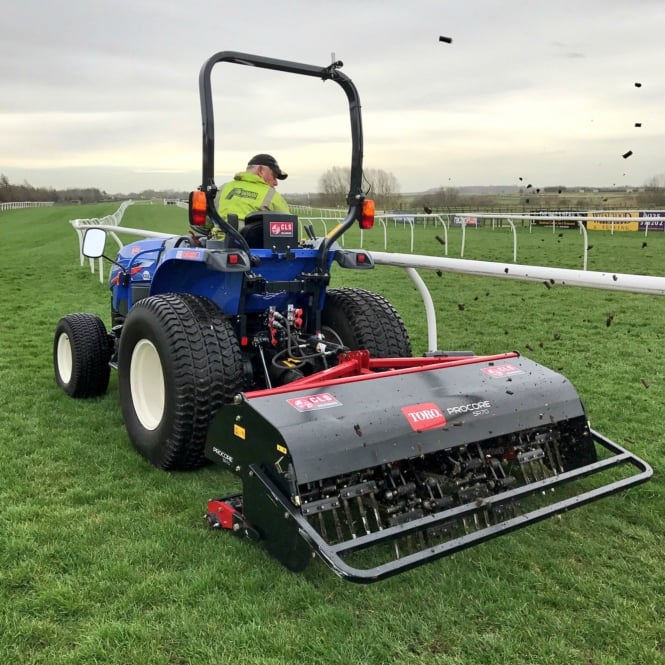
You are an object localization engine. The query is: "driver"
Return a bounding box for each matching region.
[204,154,290,240]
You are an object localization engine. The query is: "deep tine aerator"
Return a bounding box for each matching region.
[204,351,651,582]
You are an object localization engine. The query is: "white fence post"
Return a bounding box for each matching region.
[70,201,135,280]
[0,201,55,211]
[370,250,665,350]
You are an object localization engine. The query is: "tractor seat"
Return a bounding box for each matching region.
[240,218,264,248]
[241,212,299,251]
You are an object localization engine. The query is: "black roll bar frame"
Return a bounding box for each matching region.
[198,51,365,268]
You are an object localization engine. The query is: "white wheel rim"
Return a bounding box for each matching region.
[56,333,73,384]
[130,339,165,431]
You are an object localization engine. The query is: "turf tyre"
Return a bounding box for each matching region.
[118,293,245,470]
[321,287,412,357]
[53,313,111,398]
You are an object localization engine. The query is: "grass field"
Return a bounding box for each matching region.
[1,202,664,665]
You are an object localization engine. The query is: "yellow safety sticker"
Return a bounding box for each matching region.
[281,357,303,368]
[234,424,246,440]
[276,444,288,455]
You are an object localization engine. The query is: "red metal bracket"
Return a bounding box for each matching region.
[245,351,520,399]
[206,499,240,530]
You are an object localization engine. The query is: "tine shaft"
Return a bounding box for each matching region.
[317,511,328,541]
[356,496,371,535]
[544,441,561,474]
[368,493,383,531]
[461,517,470,534]
[332,507,344,542]
[342,498,356,538]
[553,441,565,473]
[529,460,539,481]
[521,463,531,483]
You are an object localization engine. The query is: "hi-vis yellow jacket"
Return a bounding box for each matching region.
[217,171,290,222]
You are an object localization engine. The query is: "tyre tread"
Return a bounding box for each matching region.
[119,293,245,470]
[54,313,111,398]
[322,288,412,357]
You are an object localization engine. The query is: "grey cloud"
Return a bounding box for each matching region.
[2,0,665,193]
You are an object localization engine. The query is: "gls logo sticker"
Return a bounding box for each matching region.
[481,364,523,378]
[287,393,341,412]
[401,403,446,432]
[270,221,294,236]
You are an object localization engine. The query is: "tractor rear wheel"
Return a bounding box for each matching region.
[118,293,245,470]
[53,313,111,398]
[321,287,412,357]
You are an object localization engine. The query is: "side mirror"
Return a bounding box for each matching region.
[82,228,107,259]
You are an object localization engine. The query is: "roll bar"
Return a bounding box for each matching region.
[197,51,365,267]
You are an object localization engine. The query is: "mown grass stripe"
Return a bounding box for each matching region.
[0,202,663,665]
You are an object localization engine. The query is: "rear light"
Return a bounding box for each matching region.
[357,253,367,264]
[228,253,239,265]
[189,190,208,226]
[359,199,375,230]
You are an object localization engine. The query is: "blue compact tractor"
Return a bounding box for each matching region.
[54,52,650,582]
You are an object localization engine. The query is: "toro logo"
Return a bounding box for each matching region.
[287,392,341,412]
[269,221,294,237]
[401,402,446,432]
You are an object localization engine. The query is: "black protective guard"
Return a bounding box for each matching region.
[247,430,651,583]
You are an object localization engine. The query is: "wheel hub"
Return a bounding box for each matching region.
[130,339,165,430]
[56,333,73,384]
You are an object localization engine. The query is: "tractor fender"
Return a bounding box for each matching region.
[149,253,247,314]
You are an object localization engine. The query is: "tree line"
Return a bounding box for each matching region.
[0,174,108,205]
[315,168,511,211]
[317,167,401,209]
[4,169,665,211]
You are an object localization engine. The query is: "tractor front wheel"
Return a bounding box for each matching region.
[118,293,245,470]
[53,313,111,398]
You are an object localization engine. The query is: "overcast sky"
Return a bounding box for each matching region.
[2,0,664,195]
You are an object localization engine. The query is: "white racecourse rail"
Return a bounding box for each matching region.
[301,210,663,270]
[72,221,665,353]
[70,201,135,278]
[369,251,665,351]
[0,201,54,211]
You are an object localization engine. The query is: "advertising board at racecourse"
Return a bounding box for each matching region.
[523,210,665,231]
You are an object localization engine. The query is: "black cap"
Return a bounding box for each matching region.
[247,154,288,180]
